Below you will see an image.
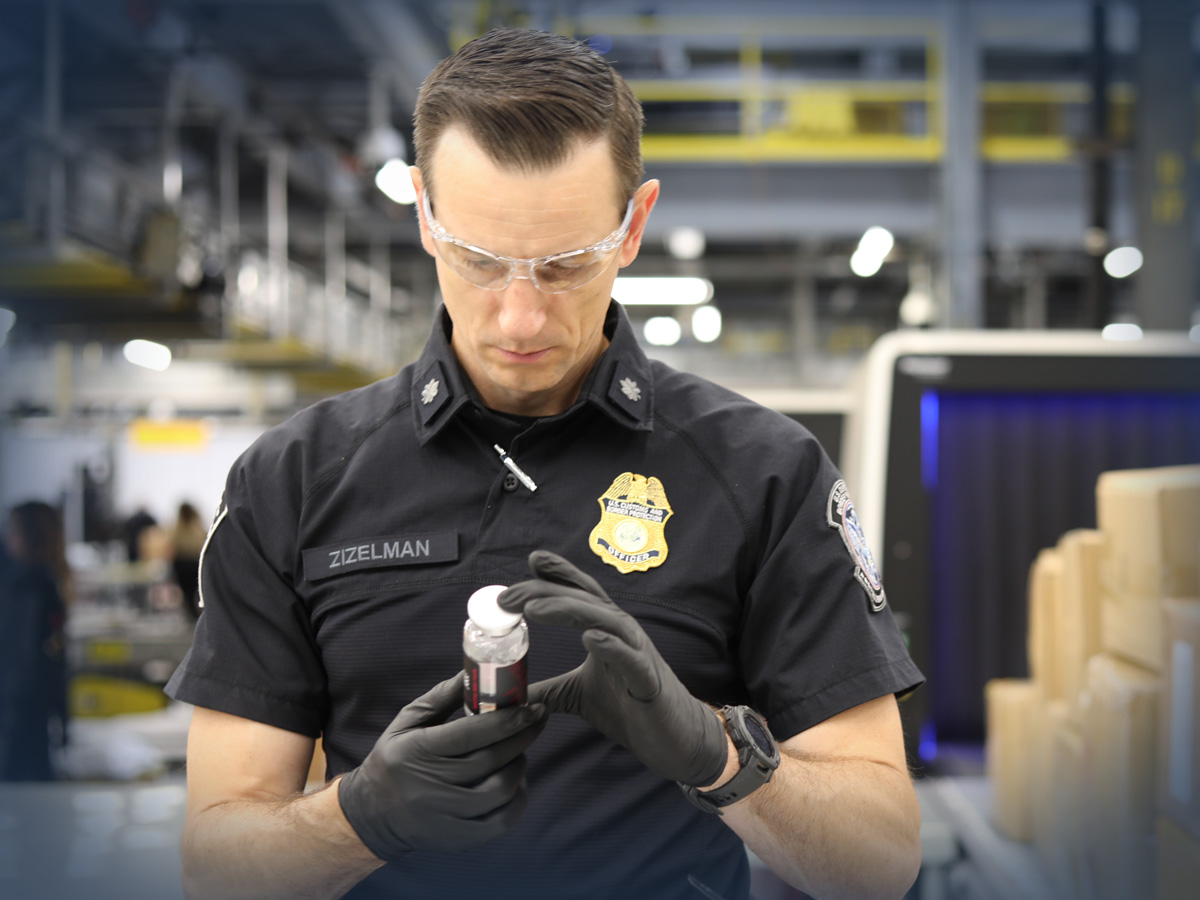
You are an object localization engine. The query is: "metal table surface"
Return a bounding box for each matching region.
[0,775,187,900]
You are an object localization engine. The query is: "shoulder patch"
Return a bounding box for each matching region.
[826,480,886,612]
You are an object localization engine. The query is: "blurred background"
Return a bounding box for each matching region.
[0,1,1197,899]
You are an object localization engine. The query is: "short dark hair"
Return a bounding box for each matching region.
[414,29,644,214]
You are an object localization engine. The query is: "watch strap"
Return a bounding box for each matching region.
[680,706,779,815]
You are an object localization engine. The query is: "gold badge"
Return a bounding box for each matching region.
[589,473,672,574]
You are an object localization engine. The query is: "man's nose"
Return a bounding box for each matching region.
[496,268,549,342]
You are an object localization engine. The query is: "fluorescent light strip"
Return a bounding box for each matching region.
[612,276,713,306]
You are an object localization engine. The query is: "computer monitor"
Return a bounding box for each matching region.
[843,330,1200,768]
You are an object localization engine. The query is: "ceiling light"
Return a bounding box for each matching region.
[858,226,895,259]
[644,316,682,346]
[1101,323,1143,341]
[237,264,259,295]
[666,226,705,260]
[1103,246,1143,279]
[850,248,884,278]
[850,226,894,278]
[692,305,722,343]
[612,276,713,306]
[375,158,416,205]
[124,339,172,371]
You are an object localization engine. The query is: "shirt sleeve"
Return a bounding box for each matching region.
[165,437,328,737]
[738,441,924,742]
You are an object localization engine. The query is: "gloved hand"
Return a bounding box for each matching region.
[500,550,728,787]
[338,672,548,861]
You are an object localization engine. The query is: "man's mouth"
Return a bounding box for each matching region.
[496,347,551,364]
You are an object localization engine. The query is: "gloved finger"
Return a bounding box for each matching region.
[420,701,547,759]
[581,628,662,701]
[433,755,528,819]
[427,708,548,783]
[457,779,531,839]
[528,550,609,598]
[518,591,645,647]
[386,671,466,736]
[526,671,582,715]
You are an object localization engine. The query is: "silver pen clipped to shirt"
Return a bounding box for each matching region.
[494,445,538,492]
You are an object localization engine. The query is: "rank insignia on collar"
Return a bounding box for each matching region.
[421,378,440,405]
[589,472,672,574]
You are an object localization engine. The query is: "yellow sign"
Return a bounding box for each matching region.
[589,473,672,574]
[129,418,211,450]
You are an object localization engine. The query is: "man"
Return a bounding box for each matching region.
[168,29,923,900]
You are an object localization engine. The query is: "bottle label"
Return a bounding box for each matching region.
[464,656,528,714]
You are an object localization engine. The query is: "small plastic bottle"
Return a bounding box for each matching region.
[463,585,529,715]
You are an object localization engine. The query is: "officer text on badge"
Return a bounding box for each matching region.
[589,473,672,574]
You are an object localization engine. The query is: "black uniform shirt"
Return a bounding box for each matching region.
[167,302,923,900]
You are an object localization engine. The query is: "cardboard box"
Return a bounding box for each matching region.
[1097,465,1200,674]
[1157,815,1200,900]
[1058,529,1106,705]
[1159,598,1200,841]
[986,678,1042,841]
[1084,653,1162,900]
[1028,548,1065,700]
[1096,465,1200,599]
[1032,700,1084,899]
[1103,587,1166,673]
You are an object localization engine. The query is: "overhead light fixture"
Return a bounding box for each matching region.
[359,121,415,206]
[612,276,713,306]
[375,158,416,205]
[1101,322,1143,341]
[1103,246,1143,279]
[665,226,706,261]
[124,339,172,371]
[643,316,682,346]
[691,305,722,343]
[237,263,259,296]
[850,226,895,278]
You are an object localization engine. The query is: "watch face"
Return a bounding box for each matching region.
[744,713,774,756]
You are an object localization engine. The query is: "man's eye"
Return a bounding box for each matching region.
[462,255,503,272]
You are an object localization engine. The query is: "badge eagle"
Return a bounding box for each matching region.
[589,472,672,574]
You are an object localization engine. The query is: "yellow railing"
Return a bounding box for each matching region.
[448,7,1190,164]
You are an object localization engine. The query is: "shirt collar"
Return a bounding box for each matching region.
[411,301,655,445]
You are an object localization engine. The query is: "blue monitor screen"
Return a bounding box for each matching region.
[921,390,1200,743]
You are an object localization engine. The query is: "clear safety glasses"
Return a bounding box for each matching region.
[421,191,634,293]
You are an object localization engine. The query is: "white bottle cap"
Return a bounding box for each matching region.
[468,585,522,636]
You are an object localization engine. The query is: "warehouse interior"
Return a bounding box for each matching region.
[0,1,1198,898]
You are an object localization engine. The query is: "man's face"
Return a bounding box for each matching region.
[413,127,657,417]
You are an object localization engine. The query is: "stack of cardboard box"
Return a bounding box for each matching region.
[985,464,1200,900]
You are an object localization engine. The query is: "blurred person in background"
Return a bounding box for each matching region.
[0,501,69,781]
[122,504,157,563]
[170,502,207,619]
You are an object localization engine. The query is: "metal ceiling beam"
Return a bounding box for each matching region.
[325,0,448,114]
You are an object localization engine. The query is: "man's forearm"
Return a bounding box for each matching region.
[181,777,384,900]
[721,750,922,900]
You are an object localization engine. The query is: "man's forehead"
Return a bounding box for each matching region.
[426,128,622,250]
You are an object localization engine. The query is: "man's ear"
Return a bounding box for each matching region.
[410,167,437,258]
[618,179,661,268]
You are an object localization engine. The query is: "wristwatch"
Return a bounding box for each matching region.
[680,705,781,815]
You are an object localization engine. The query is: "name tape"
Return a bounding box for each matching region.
[303,531,458,581]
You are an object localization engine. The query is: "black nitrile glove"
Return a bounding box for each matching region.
[500,550,728,787]
[338,671,548,861]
